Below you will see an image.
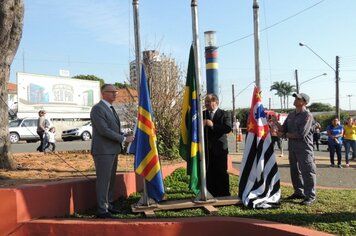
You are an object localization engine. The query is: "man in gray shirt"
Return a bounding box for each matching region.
[276,93,316,205]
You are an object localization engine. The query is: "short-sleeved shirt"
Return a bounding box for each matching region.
[327,124,344,145]
[343,125,356,141]
[282,109,314,151]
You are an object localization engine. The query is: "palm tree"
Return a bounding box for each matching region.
[282,82,296,109]
[270,81,285,109]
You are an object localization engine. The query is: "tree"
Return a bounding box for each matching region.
[147,54,184,159]
[308,102,333,112]
[73,74,105,87]
[0,0,24,169]
[282,82,296,109]
[270,81,284,109]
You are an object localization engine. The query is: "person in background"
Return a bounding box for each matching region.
[90,84,135,219]
[36,110,49,152]
[275,92,316,206]
[232,118,240,135]
[268,114,283,157]
[45,127,56,152]
[313,120,321,151]
[326,117,344,168]
[343,117,356,167]
[203,94,232,197]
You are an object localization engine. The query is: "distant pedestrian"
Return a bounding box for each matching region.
[36,110,50,152]
[268,114,283,157]
[327,117,344,168]
[313,120,321,151]
[343,117,356,167]
[45,127,56,152]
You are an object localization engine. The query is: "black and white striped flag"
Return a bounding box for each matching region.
[238,86,281,209]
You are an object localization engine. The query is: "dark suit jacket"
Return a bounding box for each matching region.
[90,100,125,155]
[203,108,232,196]
[203,108,232,152]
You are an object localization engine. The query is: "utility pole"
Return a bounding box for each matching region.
[253,0,261,88]
[347,95,352,111]
[336,56,340,120]
[295,69,299,93]
[232,84,236,123]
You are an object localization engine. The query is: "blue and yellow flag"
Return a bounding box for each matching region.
[179,45,200,195]
[129,65,165,202]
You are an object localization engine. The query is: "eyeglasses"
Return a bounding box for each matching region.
[103,91,118,94]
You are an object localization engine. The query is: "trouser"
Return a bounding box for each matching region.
[36,130,45,152]
[288,147,316,200]
[344,139,356,164]
[92,154,118,214]
[328,143,342,165]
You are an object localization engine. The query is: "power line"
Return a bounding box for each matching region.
[219,0,326,48]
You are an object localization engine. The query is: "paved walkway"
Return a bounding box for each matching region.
[231,152,356,189]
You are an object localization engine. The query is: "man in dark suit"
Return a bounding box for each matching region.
[203,94,232,197]
[90,84,134,219]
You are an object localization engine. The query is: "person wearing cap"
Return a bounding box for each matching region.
[36,109,49,152]
[275,92,317,205]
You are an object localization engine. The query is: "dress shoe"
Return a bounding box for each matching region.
[108,207,120,214]
[96,212,114,219]
[301,198,316,206]
[286,193,305,200]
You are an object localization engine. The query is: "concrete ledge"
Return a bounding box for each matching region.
[0,157,331,236]
[13,217,332,236]
[0,162,185,236]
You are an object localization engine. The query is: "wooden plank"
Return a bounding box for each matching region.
[131,196,241,214]
[203,205,218,214]
[144,210,156,218]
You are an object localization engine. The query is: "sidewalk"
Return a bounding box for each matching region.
[231,152,356,189]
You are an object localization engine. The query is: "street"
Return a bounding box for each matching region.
[11,140,91,153]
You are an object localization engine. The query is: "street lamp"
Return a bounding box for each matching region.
[299,73,327,88]
[299,42,340,119]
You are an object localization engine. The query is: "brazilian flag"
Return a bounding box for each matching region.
[179,45,200,195]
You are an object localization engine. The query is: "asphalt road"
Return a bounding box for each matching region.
[11,140,91,153]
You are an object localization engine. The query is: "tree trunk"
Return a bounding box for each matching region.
[0,0,24,169]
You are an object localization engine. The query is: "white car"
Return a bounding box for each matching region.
[320,131,328,145]
[61,121,92,141]
[9,117,53,144]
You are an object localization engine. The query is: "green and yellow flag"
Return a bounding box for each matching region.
[179,45,200,195]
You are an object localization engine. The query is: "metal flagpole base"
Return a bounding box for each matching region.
[134,196,158,208]
[193,190,216,203]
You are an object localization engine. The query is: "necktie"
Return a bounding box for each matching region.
[210,111,214,120]
[110,106,121,128]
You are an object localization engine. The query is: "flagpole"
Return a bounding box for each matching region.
[191,0,212,202]
[133,0,150,206]
[253,0,261,88]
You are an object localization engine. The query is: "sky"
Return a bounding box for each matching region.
[9,0,356,111]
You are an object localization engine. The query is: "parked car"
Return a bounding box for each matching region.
[9,117,53,144]
[320,131,328,145]
[61,121,133,142]
[61,121,92,141]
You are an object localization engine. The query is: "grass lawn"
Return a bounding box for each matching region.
[76,168,356,235]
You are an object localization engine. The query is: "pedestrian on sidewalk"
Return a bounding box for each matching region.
[275,93,316,206]
[343,117,356,167]
[313,120,321,151]
[268,114,283,157]
[45,127,56,152]
[327,117,344,168]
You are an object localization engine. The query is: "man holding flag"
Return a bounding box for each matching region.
[239,86,281,209]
